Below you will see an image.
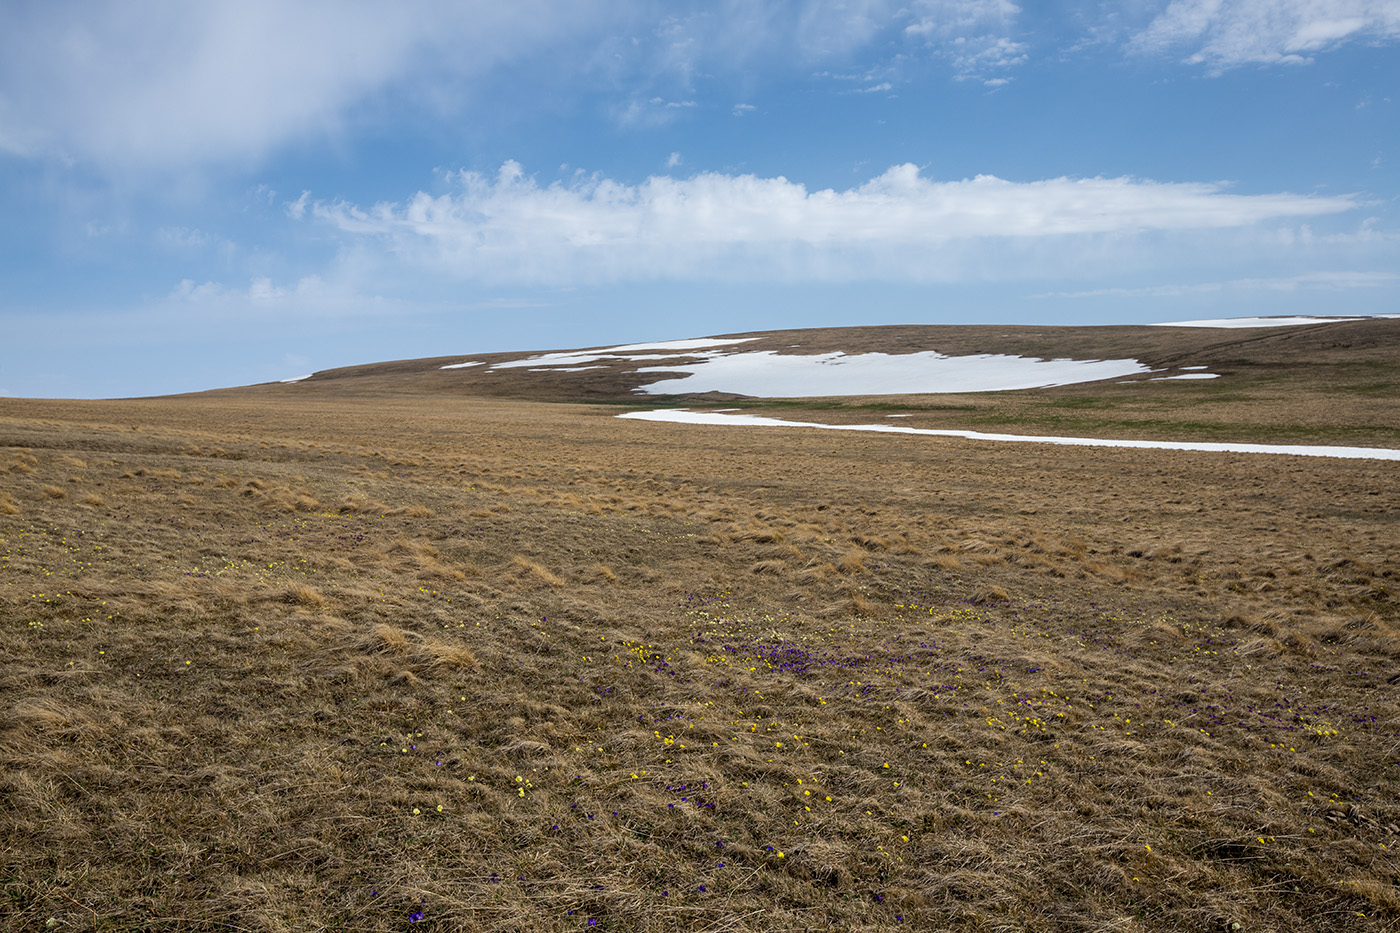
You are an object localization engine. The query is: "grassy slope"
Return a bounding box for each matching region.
[2,346,1399,931]
[206,319,1400,448]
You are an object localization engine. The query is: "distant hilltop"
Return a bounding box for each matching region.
[193,316,1400,403]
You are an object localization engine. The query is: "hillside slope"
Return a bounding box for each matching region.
[195,319,1400,448]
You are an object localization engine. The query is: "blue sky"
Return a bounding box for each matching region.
[2,0,1397,398]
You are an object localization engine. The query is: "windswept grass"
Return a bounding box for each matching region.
[1,392,1397,931]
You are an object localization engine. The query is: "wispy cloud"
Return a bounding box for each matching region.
[286,191,311,220]
[1130,0,1400,70]
[0,1,1061,174]
[904,0,1027,82]
[1031,270,1399,299]
[0,0,616,171]
[312,161,1357,285]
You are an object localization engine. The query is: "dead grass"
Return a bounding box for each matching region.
[0,390,1397,932]
[512,555,566,587]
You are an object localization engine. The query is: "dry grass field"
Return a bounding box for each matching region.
[2,323,1398,931]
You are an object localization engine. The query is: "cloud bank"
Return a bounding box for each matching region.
[315,161,1358,284]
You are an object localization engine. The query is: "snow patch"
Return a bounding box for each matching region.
[595,338,758,353]
[618,409,1400,461]
[491,337,758,371]
[1150,316,1366,328]
[439,361,484,370]
[633,350,1153,396]
[494,351,712,370]
[280,374,312,384]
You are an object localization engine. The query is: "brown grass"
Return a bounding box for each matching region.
[511,555,566,587]
[0,389,1397,932]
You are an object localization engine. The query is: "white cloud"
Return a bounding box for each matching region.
[904,0,1027,81]
[313,160,1357,285]
[171,274,340,308]
[286,191,311,220]
[0,1,1060,173]
[732,102,756,115]
[0,0,615,170]
[1130,0,1400,70]
[614,96,700,127]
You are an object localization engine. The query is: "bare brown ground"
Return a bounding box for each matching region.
[1,392,1397,931]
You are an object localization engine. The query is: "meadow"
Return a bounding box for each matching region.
[2,327,1398,931]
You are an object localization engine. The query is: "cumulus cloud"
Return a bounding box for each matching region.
[312,161,1357,285]
[1130,0,1400,70]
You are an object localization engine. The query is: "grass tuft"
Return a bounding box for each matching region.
[511,555,565,587]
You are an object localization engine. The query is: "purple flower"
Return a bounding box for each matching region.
[409,911,424,922]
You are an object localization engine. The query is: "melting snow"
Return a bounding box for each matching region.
[495,351,707,369]
[632,350,1153,396]
[1150,373,1221,381]
[1150,316,1366,328]
[440,361,484,370]
[280,374,312,384]
[490,337,758,371]
[618,409,1400,461]
[479,338,1154,396]
[595,338,758,353]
